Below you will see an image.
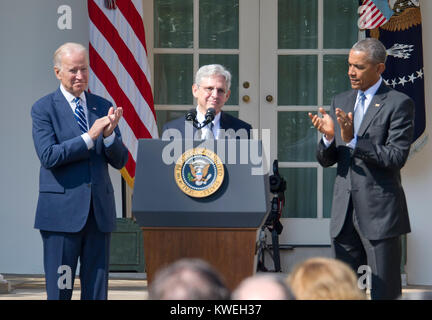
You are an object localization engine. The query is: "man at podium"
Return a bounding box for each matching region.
[162,64,252,140]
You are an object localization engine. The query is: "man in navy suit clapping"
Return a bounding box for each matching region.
[31,42,128,300]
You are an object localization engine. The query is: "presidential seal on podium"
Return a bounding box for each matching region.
[174,148,225,198]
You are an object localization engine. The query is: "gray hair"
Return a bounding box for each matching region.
[351,38,387,64]
[195,64,232,90]
[148,258,230,300]
[53,42,88,70]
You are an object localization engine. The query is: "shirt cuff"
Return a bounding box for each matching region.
[322,135,334,148]
[103,131,116,147]
[346,135,357,149]
[81,133,94,150]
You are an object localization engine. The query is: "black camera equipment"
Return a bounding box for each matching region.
[257,160,286,272]
[185,108,216,129]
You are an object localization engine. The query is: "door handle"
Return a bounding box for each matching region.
[266,95,273,103]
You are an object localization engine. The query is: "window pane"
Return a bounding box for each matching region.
[324,0,358,49]
[154,54,193,105]
[278,0,318,49]
[199,54,239,105]
[323,167,337,218]
[280,168,317,218]
[154,0,193,48]
[278,111,317,162]
[156,110,186,137]
[199,0,239,49]
[323,55,351,105]
[278,55,317,105]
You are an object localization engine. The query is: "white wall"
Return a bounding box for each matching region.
[404,0,432,285]
[0,1,122,274]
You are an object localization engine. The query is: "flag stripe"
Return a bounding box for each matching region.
[92,0,152,82]
[370,12,385,27]
[90,46,151,158]
[115,0,148,53]
[371,16,386,29]
[89,44,152,140]
[89,68,139,162]
[88,0,155,120]
[89,21,158,137]
[88,0,158,186]
[124,150,136,179]
[358,0,391,29]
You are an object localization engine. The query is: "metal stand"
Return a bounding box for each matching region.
[256,159,286,273]
[256,196,282,272]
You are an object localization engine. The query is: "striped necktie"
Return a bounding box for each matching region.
[73,97,88,133]
[354,92,366,135]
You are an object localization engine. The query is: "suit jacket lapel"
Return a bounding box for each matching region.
[343,91,357,116]
[357,83,388,136]
[53,88,82,136]
[85,91,99,129]
[219,111,230,130]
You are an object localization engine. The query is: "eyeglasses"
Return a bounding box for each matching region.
[199,86,226,95]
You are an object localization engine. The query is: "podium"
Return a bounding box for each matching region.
[132,139,269,289]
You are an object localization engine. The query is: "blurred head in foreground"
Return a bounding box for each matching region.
[288,257,366,300]
[148,258,230,300]
[232,273,295,300]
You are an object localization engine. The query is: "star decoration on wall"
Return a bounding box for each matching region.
[383,68,424,88]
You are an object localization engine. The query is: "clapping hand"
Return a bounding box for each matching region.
[103,106,123,138]
[308,107,335,140]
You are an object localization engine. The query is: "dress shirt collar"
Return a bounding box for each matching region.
[196,106,221,129]
[59,84,87,106]
[358,77,382,102]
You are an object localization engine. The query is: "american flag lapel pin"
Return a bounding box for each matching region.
[375,103,380,107]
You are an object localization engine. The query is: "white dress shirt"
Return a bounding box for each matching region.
[196,106,221,140]
[323,77,383,149]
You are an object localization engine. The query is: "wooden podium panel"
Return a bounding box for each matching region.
[142,227,258,290]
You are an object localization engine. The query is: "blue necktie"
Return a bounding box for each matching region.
[73,97,88,133]
[354,92,366,135]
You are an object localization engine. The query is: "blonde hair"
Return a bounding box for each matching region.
[288,257,366,300]
[53,42,88,70]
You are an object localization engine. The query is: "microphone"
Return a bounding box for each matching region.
[201,108,216,128]
[185,108,199,128]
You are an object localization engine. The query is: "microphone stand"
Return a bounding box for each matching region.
[185,108,216,129]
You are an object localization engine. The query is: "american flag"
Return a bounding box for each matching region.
[358,0,394,29]
[88,0,158,188]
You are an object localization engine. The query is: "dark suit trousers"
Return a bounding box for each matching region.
[40,206,111,300]
[332,199,402,300]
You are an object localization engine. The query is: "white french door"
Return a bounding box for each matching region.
[144,0,359,245]
[143,0,259,133]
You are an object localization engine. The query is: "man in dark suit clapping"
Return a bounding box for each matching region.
[308,38,414,300]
